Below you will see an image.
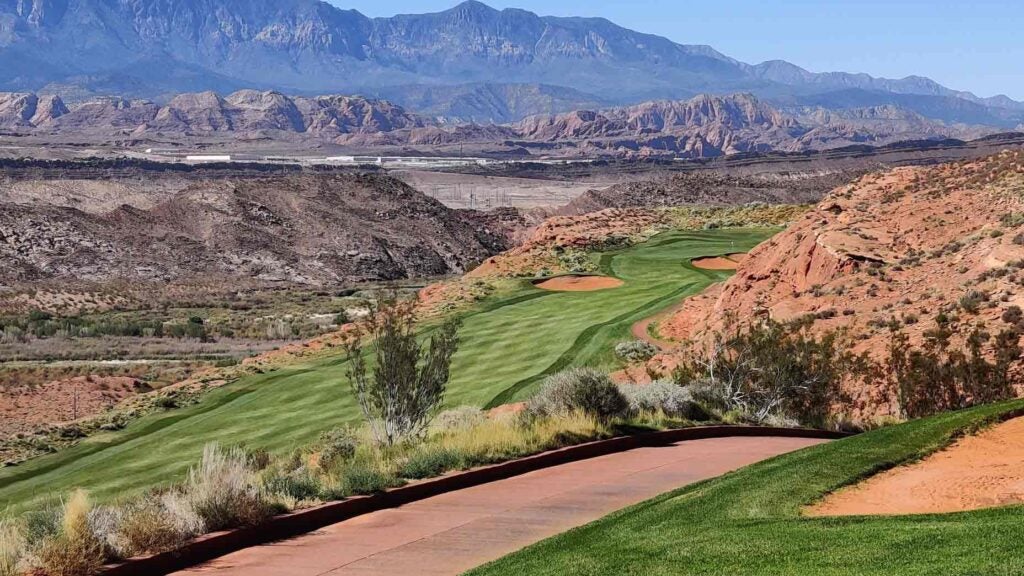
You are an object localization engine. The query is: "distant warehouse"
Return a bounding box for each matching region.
[185,155,232,162]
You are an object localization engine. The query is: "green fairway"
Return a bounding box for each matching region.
[0,228,771,514]
[467,400,1024,576]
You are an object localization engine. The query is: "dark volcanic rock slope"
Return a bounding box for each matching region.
[0,173,507,285]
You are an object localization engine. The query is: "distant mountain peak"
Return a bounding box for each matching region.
[0,0,1018,128]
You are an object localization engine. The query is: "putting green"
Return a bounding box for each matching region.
[0,228,772,514]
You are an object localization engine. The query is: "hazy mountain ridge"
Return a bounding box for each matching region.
[0,89,425,137]
[1,0,1020,128]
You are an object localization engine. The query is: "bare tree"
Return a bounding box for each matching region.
[342,293,461,446]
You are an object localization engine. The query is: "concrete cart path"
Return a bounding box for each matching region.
[176,436,826,576]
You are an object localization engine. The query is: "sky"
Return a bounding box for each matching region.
[328,0,1024,100]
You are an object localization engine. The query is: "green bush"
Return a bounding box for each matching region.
[525,368,629,421]
[336,463,403,496]
[398,447,463,480]
[317,428,359,470]
[263,470,321,502]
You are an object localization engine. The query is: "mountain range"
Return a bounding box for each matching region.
[2,0,1022,128]
[0,89,1006,159]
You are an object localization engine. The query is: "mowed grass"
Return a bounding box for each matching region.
[468,400,1024,576]
[0,229,771,514]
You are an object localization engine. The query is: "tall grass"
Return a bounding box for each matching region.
[0,519,25,576]
[36,490,105,576]
[183,444,274,531]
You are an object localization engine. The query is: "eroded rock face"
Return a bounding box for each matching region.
[0,172,509,285]
[662,151,1024,352]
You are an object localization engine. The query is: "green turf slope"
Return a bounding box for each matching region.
[467,400,1024,576]
[0,228,770,513]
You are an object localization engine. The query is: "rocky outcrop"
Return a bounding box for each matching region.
[661,151,1024,353]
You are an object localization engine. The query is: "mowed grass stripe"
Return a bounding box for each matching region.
[0,229,773,514]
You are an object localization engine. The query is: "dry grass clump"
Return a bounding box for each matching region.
[0,519,26,576]
[183,444,275,532]
[34,491,105,576]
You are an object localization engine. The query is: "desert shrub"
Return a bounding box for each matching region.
[36,490,106,576]
[555,248,596,273]
[1002,305,1023,325]
[959,289,989,314]
[21,508,60,546]
[114,496,194,557]
[182,444,274,532]
[397,446,463,479]
[335,462,402,496]
[614,340,659,363]
[524,368,628,421]
[432,406,486,432]
[618,380,709,420]
[889,318,1020,418]
[343,293,462,446]
[674,317,867,427]
[686,378,731,414]
[317,428,359,470]
[263,470,321,503]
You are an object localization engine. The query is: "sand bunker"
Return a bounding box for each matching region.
[691,256,739,270]
[534,275,624,292]
[691,253,748,270]
[808,417,1024,517]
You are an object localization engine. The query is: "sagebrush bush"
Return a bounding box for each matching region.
[183,444,274,532]
[432,406,486,432]
[686,378,731,414]
[317,428,359,471]
[398,446,463,479]
[618,380,708,420]
[614,340,659,363]
[525,368,628,421]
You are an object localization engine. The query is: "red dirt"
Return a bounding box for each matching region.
[0,376,146,437]
[534,275,624,292]
[807,417,1024,517]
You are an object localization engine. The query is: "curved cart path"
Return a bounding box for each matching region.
[176,435,827,576]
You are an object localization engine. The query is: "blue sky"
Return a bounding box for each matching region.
[328,0,1024,100]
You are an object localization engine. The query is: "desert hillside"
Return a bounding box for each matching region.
[663,150,1024,357]
[0,171,508,285]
